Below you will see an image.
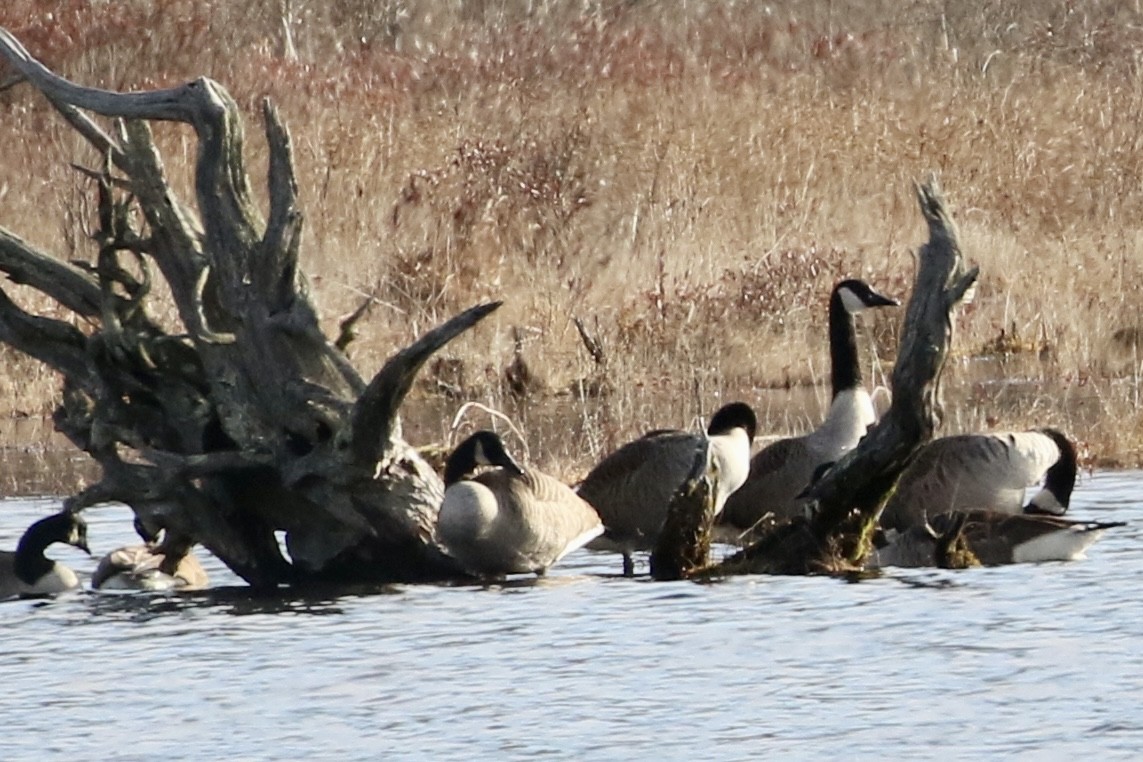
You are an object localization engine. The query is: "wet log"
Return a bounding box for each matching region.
[0,28,500,587]
[650,446,718,581]
[718,178,978,575]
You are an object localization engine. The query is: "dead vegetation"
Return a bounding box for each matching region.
[2,1,1143,496]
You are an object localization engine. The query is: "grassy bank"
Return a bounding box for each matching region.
[1,1,1142,494]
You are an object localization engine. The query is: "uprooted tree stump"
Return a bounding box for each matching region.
[0,29,500,587]
[653,178,978,578]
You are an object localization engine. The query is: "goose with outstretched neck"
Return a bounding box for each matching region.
[719,279,898,536]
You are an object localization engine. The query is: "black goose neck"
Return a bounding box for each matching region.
[14,516,59,584]
[828,288,862,397]
[443,440,477,487]
[1042,430,1078,507]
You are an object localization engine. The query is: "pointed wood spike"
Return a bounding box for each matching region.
[350,301,502,465]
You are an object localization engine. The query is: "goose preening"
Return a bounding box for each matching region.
[92,519,209,591]
[577,401,757,575]
[718,279,899,535]
[869,510,1125,568]
[0,511,90,600]
[878,428,1078,533]
[436,431,604,578]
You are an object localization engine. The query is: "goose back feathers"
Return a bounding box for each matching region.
[879,429,1078,532]
[437,431,603,577]
[92,524,209,591]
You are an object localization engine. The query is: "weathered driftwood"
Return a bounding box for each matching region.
[0,28,499,587]
[703,179,978,576]
[649,446,718,581]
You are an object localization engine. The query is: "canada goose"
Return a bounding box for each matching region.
[878,428,1077,532]
[869,510,1125,568]
[718,279,899,534]
[577,401,757,575]
[436,431,604,577]
[91,519,209,591]
[0,511,90,599]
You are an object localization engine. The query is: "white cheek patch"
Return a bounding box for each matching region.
[839,287,867,314]
[1026,487,1067,515]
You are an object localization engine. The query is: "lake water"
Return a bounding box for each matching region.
[1,470,1140,760]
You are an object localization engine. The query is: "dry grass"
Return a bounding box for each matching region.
[2,0,1143,493]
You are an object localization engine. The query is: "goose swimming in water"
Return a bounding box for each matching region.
[577,401,757,575]
[869,509,1124,568]
[0,511,90,600]
[878,428,1077,533]
[92,519,209,591]
[436,431,604,578]
[719,279,898,535]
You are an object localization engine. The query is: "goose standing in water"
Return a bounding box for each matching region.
[0,511,90,599]
[92,519,209,591]
[719,279,899,535]
[436,431,603,578]
[878,428,1077,533]
[869,510,1124,568]
[577,402,757,575]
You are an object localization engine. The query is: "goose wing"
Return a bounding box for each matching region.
[881,433,1061,530]
[515,469,604,565]
[93,543,208,590]
[576,430,703,546]
[168,553,209,589]
[91,544,154,588]
[485,469,603,545]
[928,510,1121,565]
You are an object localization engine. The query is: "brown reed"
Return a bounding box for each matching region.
[0,0,1141,494]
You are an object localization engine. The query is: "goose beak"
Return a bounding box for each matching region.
[69,520,91,554]
[869,290,900,308]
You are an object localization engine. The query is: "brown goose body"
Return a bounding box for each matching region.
[437,432,603,577]
[92,542,209,591]
[870,510,1125,568]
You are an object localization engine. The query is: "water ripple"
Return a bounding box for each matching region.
[0,471,1141,759]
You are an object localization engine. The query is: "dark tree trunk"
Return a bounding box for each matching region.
[0,29,498,587]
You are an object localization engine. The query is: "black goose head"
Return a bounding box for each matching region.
[706,402,757,444]
[1026,428,1078,514]
[14,511,89,584]
[133,516,161,544]
[444,431,526,486]
[796,460,837,500]
[25,511,90,555]
[828,279,899,398]
[834,279,900,314]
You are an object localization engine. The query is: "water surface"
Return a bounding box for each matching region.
[1,471,1140,760]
